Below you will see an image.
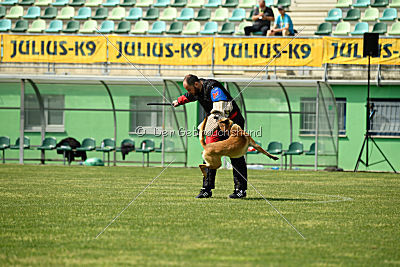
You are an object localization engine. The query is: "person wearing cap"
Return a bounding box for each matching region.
[244,0,275,36]
[267,6,295,36]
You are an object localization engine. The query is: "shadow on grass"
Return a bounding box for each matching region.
[212,197,314,202]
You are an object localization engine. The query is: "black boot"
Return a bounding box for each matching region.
[229,189,246,199]
[195,188,212,198]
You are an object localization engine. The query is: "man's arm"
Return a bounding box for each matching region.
[173,92,196,107]
[261,8,274,21]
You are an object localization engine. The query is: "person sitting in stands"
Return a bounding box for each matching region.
[267,5,295,36]
[244,0,274,36]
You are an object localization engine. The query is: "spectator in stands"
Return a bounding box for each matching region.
[244,0,274,36]
[267,5,295,36]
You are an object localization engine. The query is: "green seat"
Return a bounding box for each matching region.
[86,0,102,6]
[0,136,10,164]
[35,0,51,5]
[52,0,68,6]
[135,0,152,7]
[182,20,200,34]
[56,6,74,19]
[361,7,379,21]
[96,138,115,166]
[266,141,282,155]
[143,7,158,20]
[283,142,303,155]
[41,7,57,18]
[92,7,108,20]
[246,9,253,21]
[56,143,72,165]
[131,20,148,33]
[336,0,352,7]
[0,6,5,18]
[10,137,30,149]
[6,6,23,18]
[389,0,400,7]
[372,22,387,34]
[45,19,62,32]
[160,7,177,21]
[380,8,397,21]
[116,138,135,152]
[155,140,175,152]
[114,20,131,32]
[275,0,290,7]
[171,0,186,7]
[351,22,369,35]
[11,19,28,31]
[314,22,332,35]
[200,21,217,34]
[109,7,125,20]
[195,8,210,20]
[120,0,135,6]
[0,0,18,5]
[325,8,342,22]
[222,0,237,7]
[265,0,273,6]
[343,8,360,21]
[23,6,40,18]
[74,7,91,19]
[126,7,142,20]
[27,18,46,32]
[37,137,57,151]
[229,8,245,21]
[69,0,84,6]
[305,143,315,155]
[238,0,253,8]
[166,21,183,34]
[211,7,228,21]
[253,31,264,35]
[218,21,234,34]
[247,140,261,154]
[62,20,79,32]
[76,138,96,151]
[99,20,114,33]
[79,20,97,33]
[204,0,220,7]
[103,0,119,6]
[154,0,170,7]
[187,0,203,7]
[235,20,251,35]
[388,22,400,35]
[371,0,388,7]
[177,7,194,21]
[136,139,155,167]
[148,20,166,34]
[353,0,370,7]
[332,21,350,35]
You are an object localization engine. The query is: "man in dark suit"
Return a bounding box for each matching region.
[244,0,275,36]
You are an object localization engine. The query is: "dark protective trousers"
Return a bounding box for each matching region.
[244,24,270,36]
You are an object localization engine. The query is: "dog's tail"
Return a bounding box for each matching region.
[199,116,207,149]
[248,136,279,161]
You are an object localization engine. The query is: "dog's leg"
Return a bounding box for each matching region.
[248,136,279,161]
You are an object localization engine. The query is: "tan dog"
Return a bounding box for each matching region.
[198,116,279,178]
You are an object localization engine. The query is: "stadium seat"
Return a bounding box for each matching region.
[86,0,102,6]
[37,137,57,151]
[11,19,28,31]
[6,6,23,19]
[187,0,203,7]
[131,20,148,33]
[56,6,74,19]
[0,0,18,5]
[353,0,370,7]
[120,0,135,6]
[267,141,283,155]
[74,7,91,19]
[166,21,183,34]
[171,0,186,7]
[247,140,261,154]
[19,0,34,4]
[336,0,352,8]
[114,20,131,32]
[182,20,200,34]
[211,7,228,21]
[96,138,115,166]
[148,20,166,34]
[99,20,114,33]
[343,8,360,21]
[235,20,251,35]
[229,8,245,21]
[361,7,379,21]
[388,22,400,35]
[10,137,30,149]
[45,19,62,32]
[351,22,369,35]
[92,7,108,20]
[109,7,125,20]
[379,8,397,21]
[154,0,170,7]
[204,0,220,8]
[246,9,253,21]
[160,7,176,20]
[238,0,254,8]
[103,0,119,6]
[56,143,73,165]
[177,7,194,21]
[195,8,210,20]
[116,138,135,153]
[371,0,388,7]
[218,21,234,34]
[314,22,332,35]
[76,138,96,151]
[52,0,68,6]
[283,142,303,170]
[23,6,40,19]
[200,21,217,34]
[0,6,5,18]
[62,20,79,32]
[275,0,290,8]
[332,21,350,35]
[135,0,152,7]
[222,0,237,7]
[0,136,10,163]
[136,139,155,167]
[155,140,175,152]
[79,20,97,33]
[143,7,158,20]
[389,0,400,7]
[126,7,142,20]
[69,0,84,6]
[305,143,315,155]
[35,0,52,5]
[372,22,387,34]
[41,7,57,18]
[27,18,46,32]
[325,8,342,22]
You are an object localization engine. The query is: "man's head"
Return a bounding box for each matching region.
[183,74,202,96]
[278,5,285,15]
[258,0,265,8]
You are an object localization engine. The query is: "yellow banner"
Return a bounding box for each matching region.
[323,37,400,65]
[214,38,323,67]
[107,36,213,65]
[2,34,107,63]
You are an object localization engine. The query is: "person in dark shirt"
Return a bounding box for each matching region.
[244,0,275,36]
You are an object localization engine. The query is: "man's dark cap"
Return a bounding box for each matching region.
[277,5,284,10]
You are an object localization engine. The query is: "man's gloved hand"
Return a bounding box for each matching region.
[172,100,179,107]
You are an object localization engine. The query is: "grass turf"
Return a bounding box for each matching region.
[0,164,399,266]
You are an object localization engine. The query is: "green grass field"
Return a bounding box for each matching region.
[1,164,399,266]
